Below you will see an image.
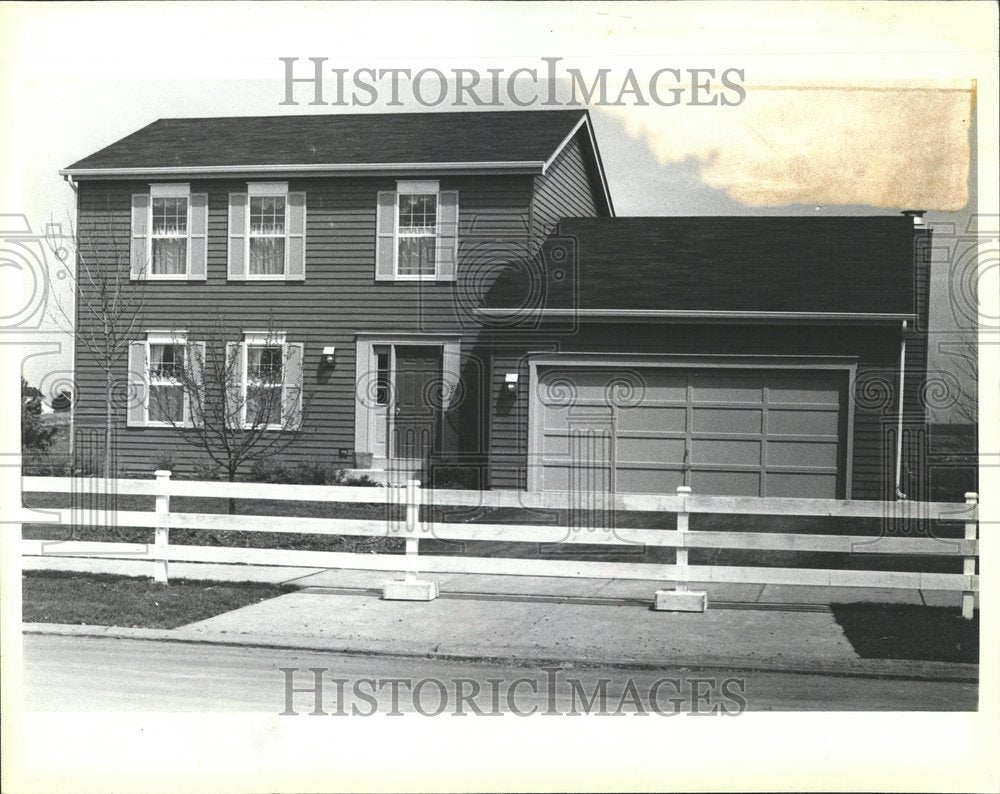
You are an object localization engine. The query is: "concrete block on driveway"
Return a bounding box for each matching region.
[653,589,707,612]
[383,579,439,601]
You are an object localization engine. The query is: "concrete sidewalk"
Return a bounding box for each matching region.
[23,555,978,681]
[24,553,970,607]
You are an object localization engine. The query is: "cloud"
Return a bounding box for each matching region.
[608,85,973,211]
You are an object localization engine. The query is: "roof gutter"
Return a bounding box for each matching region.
[58,160,547,180]
[474,308,915,323]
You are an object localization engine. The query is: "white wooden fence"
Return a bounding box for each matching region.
[20,472,980,617]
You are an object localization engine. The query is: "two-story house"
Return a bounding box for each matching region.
[61,109,930,499]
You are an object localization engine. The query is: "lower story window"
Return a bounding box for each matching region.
[245,344,283,426]
[148,343,186,423]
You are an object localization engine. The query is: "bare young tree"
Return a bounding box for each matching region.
[151,316,309,512]
[46,208,147,479]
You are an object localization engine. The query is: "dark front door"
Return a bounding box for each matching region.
[392,346,443,462]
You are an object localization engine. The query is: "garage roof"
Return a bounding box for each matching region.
[482,216,917,319]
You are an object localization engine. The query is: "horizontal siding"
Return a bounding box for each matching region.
[480,323,905,499]
[73,175,533,475]
[530,132,601,251]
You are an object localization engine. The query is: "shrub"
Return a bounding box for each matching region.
[248,458,381,486]
[249,458,293,484]
[22,451,72,477]
[154,451,181,473]
[22,378,57,452]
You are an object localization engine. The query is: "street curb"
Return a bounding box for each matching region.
[23,623,980,683]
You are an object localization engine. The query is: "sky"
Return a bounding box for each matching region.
[1,2,995,421]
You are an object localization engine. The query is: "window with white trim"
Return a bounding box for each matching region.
[396,181,438,278]
[244,339,284,427]
[147,334,188,425]
[248,183,288,278]
[149,184,190,277]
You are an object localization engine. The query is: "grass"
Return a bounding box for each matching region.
[831,602,978,664]
[22,570,294,629]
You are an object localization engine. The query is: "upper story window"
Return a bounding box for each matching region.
[397,185,438,278]
[228,183,307,282]
[249,186,287,277]
[375,181,459,283]
[131,184,207,281]
[151,196,188,275]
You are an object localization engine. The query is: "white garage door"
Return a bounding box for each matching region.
[534,366,848,498]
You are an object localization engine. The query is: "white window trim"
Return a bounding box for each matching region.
[394,180,439,281]
[246,182,290,280]
[241,332,288,430]
[145,330,189,427]
[148,184,191,281]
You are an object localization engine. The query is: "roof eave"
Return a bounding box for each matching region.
[474,308,914,323]
[59,160,547,180]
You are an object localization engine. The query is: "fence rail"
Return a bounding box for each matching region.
[20,472,980,617]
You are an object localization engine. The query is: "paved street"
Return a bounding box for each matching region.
[23,634,977,713]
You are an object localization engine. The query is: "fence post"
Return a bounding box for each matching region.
[382,478,438,601]
[675,485,691,591]
[153,469,171,584]
[962,492,978,620]
[405,478,420,583]
[653,485,706,612]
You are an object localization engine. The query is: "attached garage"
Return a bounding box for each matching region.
[530,359,854,498]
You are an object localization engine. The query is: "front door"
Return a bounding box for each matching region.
[391,346,443,464]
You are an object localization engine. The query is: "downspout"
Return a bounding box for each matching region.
[895,319,907,499]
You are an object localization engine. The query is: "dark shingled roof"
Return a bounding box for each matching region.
[483,216,916,316]
[64,110,588,171]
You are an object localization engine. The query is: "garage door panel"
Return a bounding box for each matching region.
[541,405,613,431]
[769,407,840,436]
[767,472,838,499]
[542,465,612,493]
[616,468,685,494]
[617,405,687,432]
[691,439,762,466]
[691,372,763,403]
[616,436,687,464]
[768,439,840,468]
[692,407,762,434]
[692,469,762,497]
[768,372,842,404]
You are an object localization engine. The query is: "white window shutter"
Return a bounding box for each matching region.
[375,191,396,281]
[130,194,149,279]
[126,341,147,427]
[187,341,206,428]
[287,191,306,281]
[228,193,247,280]
[225,342,244,428]
[436,190,459,282]
[282,343,304,430]
[188,193,208,281]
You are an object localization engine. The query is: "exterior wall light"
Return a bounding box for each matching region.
[504,372,519,393]
[322,346,336,366]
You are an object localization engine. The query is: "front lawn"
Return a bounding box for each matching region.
[832,602,978,664]
[22,570,294,629]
